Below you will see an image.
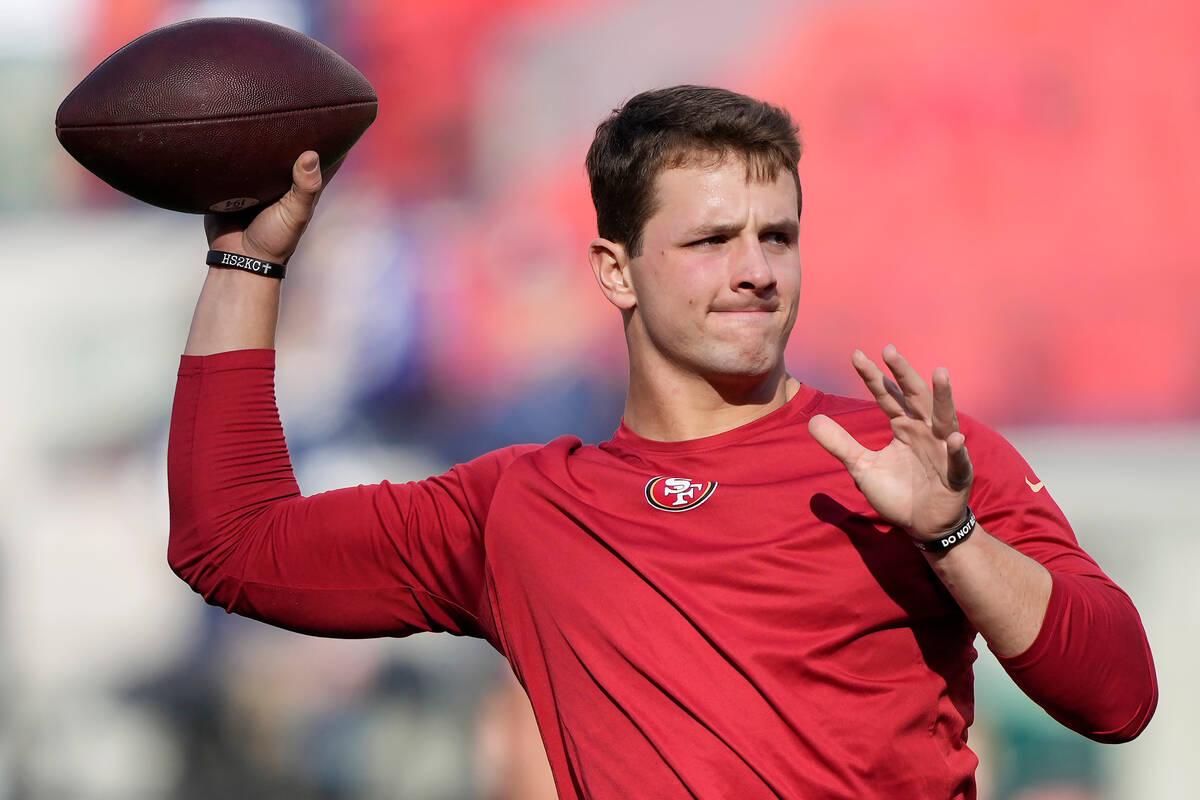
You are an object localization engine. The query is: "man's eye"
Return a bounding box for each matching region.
[763,232,792,246]
[689,235,726,247]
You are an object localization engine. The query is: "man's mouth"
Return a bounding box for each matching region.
[710,305,779,314]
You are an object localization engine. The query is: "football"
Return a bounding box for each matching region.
[55,17,377,214]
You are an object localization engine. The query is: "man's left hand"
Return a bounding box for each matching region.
[808,345,973,543]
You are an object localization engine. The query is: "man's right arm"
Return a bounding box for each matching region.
[167,348,529,638]
[169,152,533,639]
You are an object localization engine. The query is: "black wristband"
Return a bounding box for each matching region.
[913,507,977,553]
[206,249,286,279]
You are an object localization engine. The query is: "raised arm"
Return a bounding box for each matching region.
[809,346,1157,742]
[168,154,535,640]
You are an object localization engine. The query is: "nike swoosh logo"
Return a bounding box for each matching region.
[1026,477,1045,493]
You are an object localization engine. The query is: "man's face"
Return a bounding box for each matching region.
[624,158,801,385]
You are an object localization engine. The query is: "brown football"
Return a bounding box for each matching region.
[55,17,377,214]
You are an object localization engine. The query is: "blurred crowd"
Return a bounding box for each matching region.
[2,0,1197,797]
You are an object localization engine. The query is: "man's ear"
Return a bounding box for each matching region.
[588,237,637,310]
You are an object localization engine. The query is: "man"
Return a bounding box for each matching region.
[169,86,1156,799]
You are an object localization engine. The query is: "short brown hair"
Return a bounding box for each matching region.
[586,85,802,256]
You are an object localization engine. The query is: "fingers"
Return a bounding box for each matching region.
[881,345,932,420]
[853,346,945,426]
[851,350,908,419]
[946,431,973,491]
[931,366,960,439]
[809,414,867,469]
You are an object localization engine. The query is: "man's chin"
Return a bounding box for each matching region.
[700,353,784,384]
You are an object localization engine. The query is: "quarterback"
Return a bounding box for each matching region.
[168,86,1156,798]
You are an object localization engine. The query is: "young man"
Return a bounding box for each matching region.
[169,86,1156,799]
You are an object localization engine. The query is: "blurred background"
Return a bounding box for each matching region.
[1,0,1196,797]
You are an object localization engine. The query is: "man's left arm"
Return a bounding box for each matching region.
[923,515,1157,742]
[809,346,1157,743]
[919,521,1051,659]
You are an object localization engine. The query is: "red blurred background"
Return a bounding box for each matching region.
[69,0,1200,427]
[11,1,1193,798]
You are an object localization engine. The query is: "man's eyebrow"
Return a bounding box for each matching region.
[681,219,799,239]
[680,221,744,239]
[761,219,800,236]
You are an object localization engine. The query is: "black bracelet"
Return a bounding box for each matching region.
[206,249,286,279]
[913,507,977,553]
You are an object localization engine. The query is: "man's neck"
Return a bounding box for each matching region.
[622,364,800,442]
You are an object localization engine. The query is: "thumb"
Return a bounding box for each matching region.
[241,151,324,263]
[278,151,323,227]
[809,414,866,469]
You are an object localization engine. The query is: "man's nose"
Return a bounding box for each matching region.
[731,236,776,292]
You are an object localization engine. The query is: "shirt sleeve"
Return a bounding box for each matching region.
[962,414,1158,742]
[166,348,538,641]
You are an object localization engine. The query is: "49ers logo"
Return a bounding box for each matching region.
[645,476,717,512]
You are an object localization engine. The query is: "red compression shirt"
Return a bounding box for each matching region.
[168,350,1157,800]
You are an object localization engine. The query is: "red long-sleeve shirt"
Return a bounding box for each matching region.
[167,349,1156,799]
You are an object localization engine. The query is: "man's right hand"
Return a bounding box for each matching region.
[204,150,324,264]
[183,151,323,356]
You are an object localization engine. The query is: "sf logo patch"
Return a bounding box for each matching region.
[645,477,717,512]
